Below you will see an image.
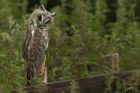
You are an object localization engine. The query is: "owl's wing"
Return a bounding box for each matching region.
[22,26,32,60]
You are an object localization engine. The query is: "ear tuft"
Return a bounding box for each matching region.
[40,4,46,11]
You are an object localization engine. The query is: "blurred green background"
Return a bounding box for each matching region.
[0,0,140,92]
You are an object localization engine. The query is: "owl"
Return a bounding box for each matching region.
[22,5,55,86]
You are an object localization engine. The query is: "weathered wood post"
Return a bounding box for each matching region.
[98,53,120,93]
[111,53,119,73]
[98,53,120,73]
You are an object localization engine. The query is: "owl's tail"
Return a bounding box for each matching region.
[25,61,36,86]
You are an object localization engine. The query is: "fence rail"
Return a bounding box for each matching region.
[10,53,139,93]
[10,71,133,93]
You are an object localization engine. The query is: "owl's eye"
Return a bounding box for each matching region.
[38,15,42,21]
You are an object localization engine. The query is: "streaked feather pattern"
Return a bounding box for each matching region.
[22,5,55,86]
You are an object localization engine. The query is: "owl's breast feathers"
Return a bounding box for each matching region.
[22,25,48,62]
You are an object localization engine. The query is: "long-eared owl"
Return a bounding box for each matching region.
[22,5,55,86]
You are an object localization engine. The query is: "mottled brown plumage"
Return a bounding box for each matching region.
[22,5,55,86]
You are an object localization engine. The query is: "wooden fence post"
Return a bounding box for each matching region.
[111,53,119,73]
[98,53,120,73]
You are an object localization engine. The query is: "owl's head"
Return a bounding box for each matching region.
[29,5,55,29]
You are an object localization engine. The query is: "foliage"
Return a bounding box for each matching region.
[0,0,140,92]
[70,80,79,93]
